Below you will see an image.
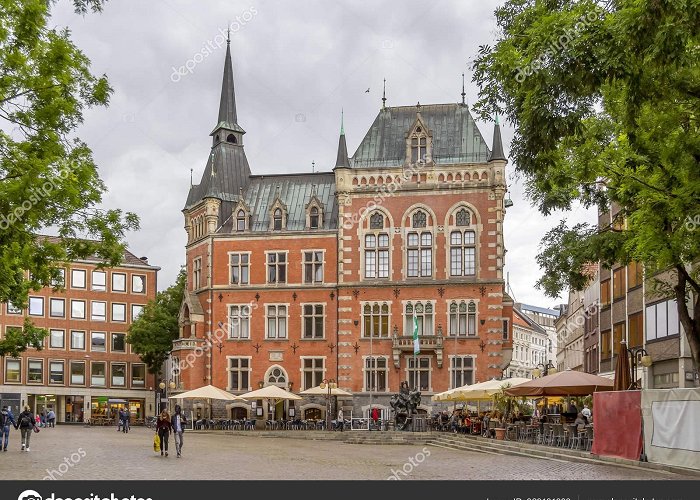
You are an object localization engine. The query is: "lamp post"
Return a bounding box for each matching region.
[158,380,177,413]
[319,378,336,431]
[532,360,557,378]
[627,346,652,390]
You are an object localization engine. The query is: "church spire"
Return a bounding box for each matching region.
[489,114,506,162]
[212,36,244,138]
[335,110,351,169]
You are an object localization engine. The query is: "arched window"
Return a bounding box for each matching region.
[407,211,432,278]
[449,300,477,337]
[236,210,246,232]
[226,134,237,144]
[310,207,319,229]
[410,127,427,163]
[364,212,390,279]
[455,209,470,226]
[266,366,286,385]
[273,209,283,231]
[362,303,390,338]
[404,302,434,336]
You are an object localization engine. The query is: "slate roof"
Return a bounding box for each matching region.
[185,143,251,208]
[351,103,491,168]
[518,303,561,318]
[36,235,158,268]
[232,172,338,232]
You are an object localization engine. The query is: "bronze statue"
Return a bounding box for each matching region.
[389,382,421,430]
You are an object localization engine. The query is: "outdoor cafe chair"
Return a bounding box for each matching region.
[569,425,587,450]
[585,426,594,451]
[551,424,566,447]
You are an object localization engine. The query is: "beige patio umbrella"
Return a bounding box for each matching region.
[169,384,247,420]
[453,377,532,400]
[299,385,353,397]
[239,385,302,422]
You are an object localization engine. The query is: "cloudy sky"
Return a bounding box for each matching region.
[52,0,595,307]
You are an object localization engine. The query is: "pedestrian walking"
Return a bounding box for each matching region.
[40,411,46,428]
[336,408,344,432]
[47,409,56,428]
[123,407,130,433]
[16,405,36,452]
[371,407,379,431]
[117,408,123,432]
[0,406,17,451]
[156,410,172,457]
[172,405,187,458]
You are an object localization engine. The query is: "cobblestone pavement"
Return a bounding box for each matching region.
[0,426,695,480]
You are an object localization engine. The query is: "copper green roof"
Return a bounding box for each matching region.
[351,103,491,168]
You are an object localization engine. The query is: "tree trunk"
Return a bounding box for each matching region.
[674,266,700,373]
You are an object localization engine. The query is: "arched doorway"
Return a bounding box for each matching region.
[230,407,247,420]
[304,407,322,420]
[263,365,290,420]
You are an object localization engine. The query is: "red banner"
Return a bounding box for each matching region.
[592,390,643,460]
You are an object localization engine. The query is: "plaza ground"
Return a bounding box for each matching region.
[0,425,695,480]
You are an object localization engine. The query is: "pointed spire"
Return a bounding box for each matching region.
[489,114,506,162]
[211,35,244,136]
[335,110,351,169]
[461,73,466,106]
[382,78,387,110]
[340,108,345,135]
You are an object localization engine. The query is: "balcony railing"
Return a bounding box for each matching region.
[391,335,443,369]
[171,338,205,351]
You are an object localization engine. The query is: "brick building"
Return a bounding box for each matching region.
[0,237,159,423]
[176,41,514,422]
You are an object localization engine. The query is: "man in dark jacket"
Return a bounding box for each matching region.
[0,406,17,451]
[171,405,187,458]
[16,406,35,452]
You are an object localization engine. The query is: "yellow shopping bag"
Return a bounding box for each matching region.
[153,432,160,452]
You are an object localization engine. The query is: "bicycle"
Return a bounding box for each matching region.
[145,416,157,429]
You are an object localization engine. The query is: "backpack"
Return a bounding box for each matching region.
[20,413,32,427]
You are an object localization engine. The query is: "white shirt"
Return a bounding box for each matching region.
[581,407,591,418]
[174,414,182,432]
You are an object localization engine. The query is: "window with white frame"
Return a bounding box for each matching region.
[362,303,390,338]
[230,253,249,285]
[645,299,680,341]
[28,359,43,383]
[449,231,475,276]
[302,357,325,390]
[364,212,390,279]
[193,258,202,289]
[71,330,85,350]
[410,133,427,163]
[236,209,246,232]
[112,333,126,353]
[228,305,251,339]
[29,296,44,316]
[407,211,432,277]
[112,272,126,292]
[449,300,477,336]
[132,304,144,321]
[50,329,64,349]
[92,270,106,291]
[228,357,250,391]
[404,302,434,336]
[451,356,474,388]
[266,305,287,339]
[70,361,85,385]
[309,206,320,229]
[112,303,126,322]
[71,299,85,319]
[364,357,387,392]
[71,269,86,289]
[91,362,106,386]
[132,274,146,294]
[91,332,106,352]
[50,298,65,318]
[273,208,283,231]
[50,361,64,385]
[111,363,126,387]
[407,357,430,391]
[6,302,22,314]
[303,251,324,283]
[302,304,324,339]
[267,253,287,283]
[91,301,106,321]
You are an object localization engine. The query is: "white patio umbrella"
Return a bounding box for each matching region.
[239,385,302,423]
[453,377,531,400]
[169,384,247,420]
[299,385,353,397]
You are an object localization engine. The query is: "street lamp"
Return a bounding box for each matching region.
[532,360,557,378]
[319,378,337,431]
[627,346,652,390]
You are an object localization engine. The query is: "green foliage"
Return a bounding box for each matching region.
[0,317,47,357]
[0,0,136,354]
[493,385,533,419]
[127,268,186,374]
[472,0,700,369]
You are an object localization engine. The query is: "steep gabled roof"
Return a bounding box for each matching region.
[351,103,491,168]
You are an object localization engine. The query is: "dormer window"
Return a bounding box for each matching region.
[310,207,319,229]
[411,137,427,163]
[226,134,237,144]
[236,210,246,232]
[273,209,283,231]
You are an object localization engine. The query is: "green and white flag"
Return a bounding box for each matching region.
[413,315,420,354]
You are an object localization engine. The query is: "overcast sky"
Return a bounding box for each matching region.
[52,0,595,308]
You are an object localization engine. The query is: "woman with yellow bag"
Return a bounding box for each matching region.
[153,429,160,453]
[155,410,172,457]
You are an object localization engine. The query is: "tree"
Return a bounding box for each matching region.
[1,0,138,352]
[127,268,186,374]
[471,1,700,370]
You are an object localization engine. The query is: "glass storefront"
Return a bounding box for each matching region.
[65,396,85,423]
[91,397,144,421]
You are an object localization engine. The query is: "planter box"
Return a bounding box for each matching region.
[494,428,506,440]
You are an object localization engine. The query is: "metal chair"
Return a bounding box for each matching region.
[569,425,586,449]
[551,424,565,447]
[585,426,594,451]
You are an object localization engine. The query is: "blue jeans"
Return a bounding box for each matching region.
[1,425,11,449]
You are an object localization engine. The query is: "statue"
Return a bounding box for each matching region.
[389,381,421,430]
